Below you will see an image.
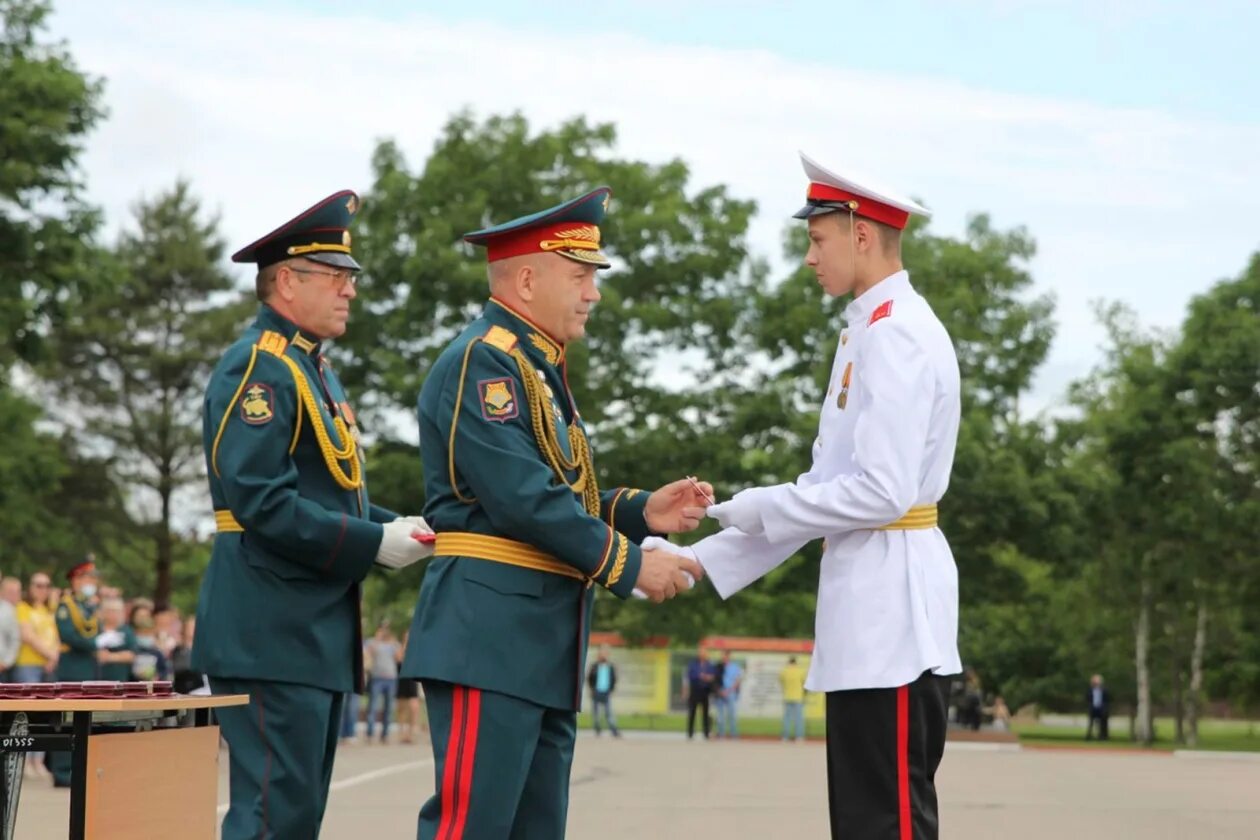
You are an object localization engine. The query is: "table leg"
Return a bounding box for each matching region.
[68,712,90,840]
[0,712,29,840]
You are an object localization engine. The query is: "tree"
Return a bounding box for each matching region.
[43,181,251,607]
[1169,255,1260,741]
[0,0,104,369]
[0,385,146,583]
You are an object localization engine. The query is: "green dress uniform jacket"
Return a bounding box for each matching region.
[192,304,394,694]
[402,298,654,711]
[54,594,99,681]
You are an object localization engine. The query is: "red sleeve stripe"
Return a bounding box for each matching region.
[323,513,348,571]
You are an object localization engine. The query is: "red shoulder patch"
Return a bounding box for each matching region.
[868,300,894,326]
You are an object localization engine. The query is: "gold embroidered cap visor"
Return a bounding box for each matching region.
[463,187,613,269]
[231,190,364,271]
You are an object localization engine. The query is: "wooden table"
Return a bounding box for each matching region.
[0,694,248,840]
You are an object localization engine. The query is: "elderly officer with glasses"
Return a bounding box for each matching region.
[193,191,433,839]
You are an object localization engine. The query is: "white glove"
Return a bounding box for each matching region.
[706,487,767,535]
[375,519,434,570]
[632,537,699,599]
[394,514,435,535]
[95,630,124,649]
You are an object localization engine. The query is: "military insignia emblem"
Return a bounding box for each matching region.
[529,333,561,365]
[342,230,352,248]
[868,299,893,326]
[345,195,358,214]
[837,362,853,410]
[478,377,519,422]
[241,383,275,424]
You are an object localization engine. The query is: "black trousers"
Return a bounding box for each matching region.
[1086,709,1109,740]
[686,691,711,739]
[825,670,949,840]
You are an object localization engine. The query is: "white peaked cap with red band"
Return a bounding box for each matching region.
[793,151,931,230]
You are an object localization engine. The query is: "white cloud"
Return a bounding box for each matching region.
[52,1,1260,414]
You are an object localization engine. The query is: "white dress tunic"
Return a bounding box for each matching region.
[697,270,963,692]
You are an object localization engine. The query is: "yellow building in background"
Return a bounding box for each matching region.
[588,634,825,720]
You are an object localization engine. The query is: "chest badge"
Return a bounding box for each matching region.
[837,362,853,410]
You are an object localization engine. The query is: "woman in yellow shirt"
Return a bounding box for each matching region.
[14,572,59,683]
[15,573,59,779]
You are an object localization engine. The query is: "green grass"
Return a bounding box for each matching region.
[1012,717,1260,752]
[576,712,1260,752]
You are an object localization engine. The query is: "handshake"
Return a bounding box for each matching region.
[633,537,704,603]
[372,475,720,594]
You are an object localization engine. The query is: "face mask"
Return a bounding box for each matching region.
[80,584,98,599]
[137,635,155,647]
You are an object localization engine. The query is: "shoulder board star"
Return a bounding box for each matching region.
[868,300,893,326]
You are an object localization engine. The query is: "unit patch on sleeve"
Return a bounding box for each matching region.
[478,377,519,422]
[240,383,275,425]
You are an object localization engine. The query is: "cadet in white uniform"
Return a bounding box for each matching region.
[655,152,962,840]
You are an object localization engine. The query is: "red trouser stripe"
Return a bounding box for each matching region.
[437,686,468,840]
[449,688,482,839]
[897,684,911,840]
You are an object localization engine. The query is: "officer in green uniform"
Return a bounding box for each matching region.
[402,187,710,839]
[49,558,101,786]
[193,191,433,840]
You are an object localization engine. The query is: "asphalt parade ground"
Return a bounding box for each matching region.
[14,731,1260,838]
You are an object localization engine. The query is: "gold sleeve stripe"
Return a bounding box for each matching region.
[448,339,482,505]
[606,534,629,587]
[604,487,627,525]
[211,344,261,478]
[591,525,616,582]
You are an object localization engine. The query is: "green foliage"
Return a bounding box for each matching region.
[0,0,105,367]
[41,181,252,606]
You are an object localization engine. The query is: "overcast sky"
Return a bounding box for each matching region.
[50,0,1259,415]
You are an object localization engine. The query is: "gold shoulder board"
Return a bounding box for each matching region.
[256,330,289,356]
[482,326,518,354]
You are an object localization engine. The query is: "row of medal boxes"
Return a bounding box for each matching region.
[0,681,175,699]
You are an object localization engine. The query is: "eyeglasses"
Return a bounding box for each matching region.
[288,266,357,288]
